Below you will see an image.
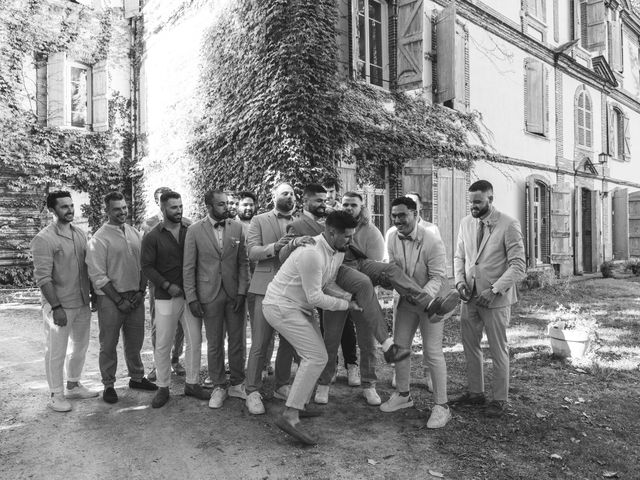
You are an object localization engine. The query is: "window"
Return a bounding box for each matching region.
[524,58,548,136]
[525,177,550,266]
[358,186,388,234]
[575,87,592,148]
[39,52,108,131]
[608,105,631,161]
[354,0,389,89]
[527,0,546,23]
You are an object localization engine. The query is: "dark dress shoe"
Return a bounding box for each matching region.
[383,344,411,363]
[129,377,158,391]
[274,416,317,445]
[449,392,486,407]
[151,387,170,408]
[103,387,118,404]
[171,362,186,376]
[299,405,323,418]
[485,400,507,418]
[426,290,460,316]
[184,383,211,400]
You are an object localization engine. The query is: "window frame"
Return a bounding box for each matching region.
[575,87,593,149]
[67,60,92,130]
[353,0,390,90]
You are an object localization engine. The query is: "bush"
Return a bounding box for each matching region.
[520,268,556,290]
[600,260,615,278]
[623,258,640,276]
[0,266,35,287]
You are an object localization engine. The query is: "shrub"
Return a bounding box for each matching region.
[0,266,35,287]
[600,260,615,278]
[623,258,640,276]
[520,268,556,290]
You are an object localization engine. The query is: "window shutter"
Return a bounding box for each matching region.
[623,113,631,160]
[525,58,544,134]
[46,52,66,127]
[543,65,549,135]
[585,0,606,51]
[123,0,139,19]
[526,177,534,267]
[580,0,588,46]
[36,60,47,125]
[397,0,424,91]
[572,0,581,41]
[351,0,359,80]
[608,19,622,72]
[453,23,467,111]
[436,1,456,104]
[585,93,592,147]
[553,0,559,42]
[550,183,572,266]
[92,60,108,132]
[607,105,615,156]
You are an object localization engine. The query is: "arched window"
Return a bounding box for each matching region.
[575,87,592,148]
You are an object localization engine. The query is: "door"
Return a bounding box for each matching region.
[550,183,572,275]
[612,189,629,260]
[402,158,433,221]
[437,167,467,276]
[581,188,593,272]
[630,191,640,257]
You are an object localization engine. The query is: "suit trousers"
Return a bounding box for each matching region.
[263,304,328,411]
[318,265,386,386]
[393,301,447,404]
[246,294,295,394]
[357,259,430,302]
[43,304,91,394]
[97,293,145,387]
[202,289,245,387]
[460,300,511,401]
[153,297,186,387]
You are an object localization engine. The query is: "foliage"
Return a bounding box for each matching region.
[600,260,615,278]
[548,304,598,333]
[520,267,557,290]
[189,0,498,208]
[623,258,640,275]
[0,266,34,287]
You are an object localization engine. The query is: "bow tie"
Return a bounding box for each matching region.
[277,213,292,220]
[213,221,225,229]
[399,235,412,241]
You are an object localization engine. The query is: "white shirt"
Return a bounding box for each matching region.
[208,216,224,248]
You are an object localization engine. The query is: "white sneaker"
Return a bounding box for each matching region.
[391,370,396,388]
[208,387,228,409]
[48,393,72,412]
[273,384,291,401]
[427,404,452,428]
[228,383,247,400]
[314,385,330,404]
[347,363,361,386]
[65,382,98,399]
[380,392,414,412]
[424,369,433,392]
[363,387,381,406]
[246,391,265,415]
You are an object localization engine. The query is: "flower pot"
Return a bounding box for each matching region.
[547,326,591,359]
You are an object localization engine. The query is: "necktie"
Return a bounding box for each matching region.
[477,220,484,250]
[399,235,412,241]
[277,213,292,220]
[213,221,225,229]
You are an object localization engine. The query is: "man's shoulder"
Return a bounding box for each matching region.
[289,215,322,235]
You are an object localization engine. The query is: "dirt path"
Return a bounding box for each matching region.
[0,303,453,480]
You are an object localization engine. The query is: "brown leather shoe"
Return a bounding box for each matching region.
[274,416,317,445]
[449,391,486,407]
[426,290,460,316]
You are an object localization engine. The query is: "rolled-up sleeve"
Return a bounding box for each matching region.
[86,236,110,290]
[30,236,53,287]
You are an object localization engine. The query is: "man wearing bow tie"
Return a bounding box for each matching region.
[183,189,250,409]
[451,180,525,418]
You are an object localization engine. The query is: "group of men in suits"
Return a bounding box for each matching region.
[32,177,525,446]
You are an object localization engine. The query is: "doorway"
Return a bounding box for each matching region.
[581,188,593,272]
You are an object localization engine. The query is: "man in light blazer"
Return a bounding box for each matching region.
[183,189,250,409]
[452,180,526,418]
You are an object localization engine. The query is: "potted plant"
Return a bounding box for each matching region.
[546,304,598,359]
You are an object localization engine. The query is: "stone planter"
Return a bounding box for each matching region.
[547,326,591,359]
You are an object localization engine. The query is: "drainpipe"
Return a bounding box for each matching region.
[129,14,138,223]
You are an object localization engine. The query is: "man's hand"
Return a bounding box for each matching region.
[233,294,246,313]
[274,233,295,253]
[167,284,184,298]
[116,298,134,313]
[189,300,204,318]
[476,288,497,308]
[294,236,316,248]
[130,291,145,308]
[347,300,363,312]
[52,307,68,327]
[456,282,472,302]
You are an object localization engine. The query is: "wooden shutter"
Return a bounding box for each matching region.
[36,60,47,125]
[609,19,622,72]
[607,105,615,156]
[623,113,631,160]
[397,0,424,91]
[46,52,66,127]
[549,183,572,267]
[123,0,139,19]
[629,191,640,257]
[572,0,582,41]
[453,23,468,111]
[553,0,559,42]
[592,190,602,271]
[525,58,545,134]
[437,167,466,276]
[402,158,433,221]
[92,60,108,132]
[436,1,456,104]
[585,0,606,51]
[338,157,356,193]
[612,188,629,259]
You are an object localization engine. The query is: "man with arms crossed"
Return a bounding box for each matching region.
[263,211,363,445]
[183,190,250,409]
[86,192,157,404]
[31,191,97,412]
[452,180,526,417]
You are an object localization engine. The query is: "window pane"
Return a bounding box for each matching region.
[369,18,382,68]
[70,66,87,128]
[358,12,366,63]
[369,0,381,22]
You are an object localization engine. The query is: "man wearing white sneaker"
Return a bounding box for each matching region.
[382,197,452,429]
[183,190,250,410]
[31,191,98,412]
[263,211,363,445]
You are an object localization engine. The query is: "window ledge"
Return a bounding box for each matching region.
[524,130,551,141]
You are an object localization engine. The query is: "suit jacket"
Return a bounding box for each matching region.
[247,210,297,295]
[386,223,447,300]
[453,207,526,308]
[183,218,249,304]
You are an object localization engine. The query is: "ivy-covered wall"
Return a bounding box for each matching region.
[0,0,137,285]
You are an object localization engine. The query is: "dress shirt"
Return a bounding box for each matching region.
[141,221,189,300]
[263,234,351,315]
[303,210,325,225]
[86,223,143,294]
[208,215,224,248]
[275,208,295,236]
[30,221,90,308]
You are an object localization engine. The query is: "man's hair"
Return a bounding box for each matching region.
[46,191,72,209]
[405,191,422,203]
[204,189,225,207]
[160,191,181,204]
[104,191,125,208]
[391,196,417,210]
[342,191,363,202]
[154,186,172,197]
[303,183,327,197]
[272,182,293,196]
[325,210,358,231]
[322,176,340,190]
[237,191,257,204]
[469,180,493,193]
